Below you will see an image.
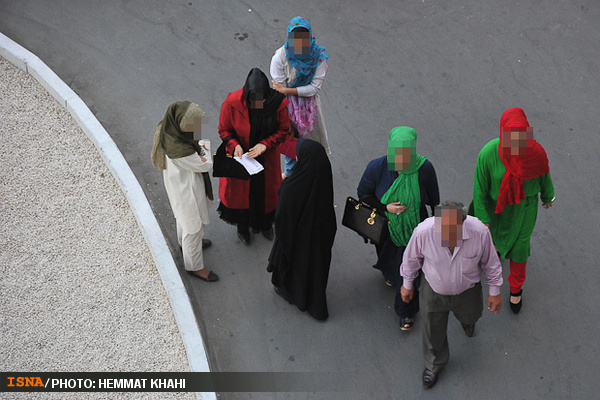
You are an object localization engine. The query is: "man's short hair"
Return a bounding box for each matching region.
[434,201,467,221]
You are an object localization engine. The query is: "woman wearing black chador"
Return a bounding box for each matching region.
[267,138,337,321]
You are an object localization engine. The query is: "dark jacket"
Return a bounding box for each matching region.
[357,156,440,221]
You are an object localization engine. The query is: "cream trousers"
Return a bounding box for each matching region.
[177,221,205,272]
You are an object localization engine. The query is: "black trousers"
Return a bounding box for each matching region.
[374,237,404,285]
[394,271,422,319]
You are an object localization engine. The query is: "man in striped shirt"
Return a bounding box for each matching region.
[400,201,503,389]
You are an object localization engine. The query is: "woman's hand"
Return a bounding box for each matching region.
[386,202,408,215]
[248,143,267,158]
[233,145,244,158]
[542,196,555,209]
[272,80,287,94]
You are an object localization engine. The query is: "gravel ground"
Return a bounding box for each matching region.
[0,57,194,399]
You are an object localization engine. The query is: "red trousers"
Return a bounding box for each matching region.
[508,260,527,293]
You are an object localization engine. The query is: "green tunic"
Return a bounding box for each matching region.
[471,138,554,263]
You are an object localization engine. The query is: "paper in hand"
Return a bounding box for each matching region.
[234,153,264,175]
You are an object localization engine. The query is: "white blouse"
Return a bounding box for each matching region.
[270,46,327,98]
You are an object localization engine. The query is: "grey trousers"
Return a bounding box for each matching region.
[420,279,483,373]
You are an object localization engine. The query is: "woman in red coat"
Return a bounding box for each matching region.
[217,68,290,245]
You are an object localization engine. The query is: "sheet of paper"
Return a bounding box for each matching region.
[234,153,264,175]
[197,139,211,163]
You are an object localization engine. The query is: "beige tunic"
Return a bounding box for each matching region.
[163,139,213,234]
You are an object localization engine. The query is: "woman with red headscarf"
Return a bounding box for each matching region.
[471,108,554,314]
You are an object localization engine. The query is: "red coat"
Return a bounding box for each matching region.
[218,88,290,212]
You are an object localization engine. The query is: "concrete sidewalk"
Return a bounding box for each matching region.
[0,39,212,399]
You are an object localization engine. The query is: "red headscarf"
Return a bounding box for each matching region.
[495,108,549,214]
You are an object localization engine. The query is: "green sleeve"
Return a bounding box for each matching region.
[473,149,492,224]
[540,172,555,203]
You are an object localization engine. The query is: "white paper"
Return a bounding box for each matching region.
[197,139,211,162]
[234,153,264,175]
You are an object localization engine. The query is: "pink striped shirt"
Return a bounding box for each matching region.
[401,216,503,296]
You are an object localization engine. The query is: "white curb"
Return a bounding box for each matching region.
[0,31,216,400]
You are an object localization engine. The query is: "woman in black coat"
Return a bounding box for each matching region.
[267,138,336,321]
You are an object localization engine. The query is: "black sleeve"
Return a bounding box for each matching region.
[357,160,387,215]
[422,161,440,216]
[357,161,376,199]
[359,194,387,215]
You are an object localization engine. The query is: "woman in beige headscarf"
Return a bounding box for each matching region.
[152,101,218,282]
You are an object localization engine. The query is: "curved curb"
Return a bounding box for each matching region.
[0,32,216,400]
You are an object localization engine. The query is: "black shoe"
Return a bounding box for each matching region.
[237,230,251,245]
[510,289,523,314]
[400,317,414,331]
[251,227,260,234]
[187,270,219,282]
[422,368,440,389]
[262,227,274,241]
[274,286,292,304]
[461,323,475,337]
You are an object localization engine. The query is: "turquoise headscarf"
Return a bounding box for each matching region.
[380,127,427,247]
[284,16,329,87]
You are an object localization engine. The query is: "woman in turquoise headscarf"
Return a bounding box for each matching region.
[357,127,440,331]
[270,16,330,178]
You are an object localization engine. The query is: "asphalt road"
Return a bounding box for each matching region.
[2,1,599,398]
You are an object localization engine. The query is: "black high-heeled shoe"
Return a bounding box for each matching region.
[237,231,250,245]
[237,226,251,246]
[262,227,274,241]
[510,289,523,314]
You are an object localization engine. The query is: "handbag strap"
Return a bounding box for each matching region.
[215,138,233,158]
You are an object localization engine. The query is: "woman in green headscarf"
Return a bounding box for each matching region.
[357,126,439,331]
[151,101,218,282]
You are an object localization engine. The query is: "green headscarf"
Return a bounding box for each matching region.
[380,126,427,247]
[151,101,213,200]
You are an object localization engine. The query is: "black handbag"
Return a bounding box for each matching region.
[342,197,389,246]
[212,140,251,180]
